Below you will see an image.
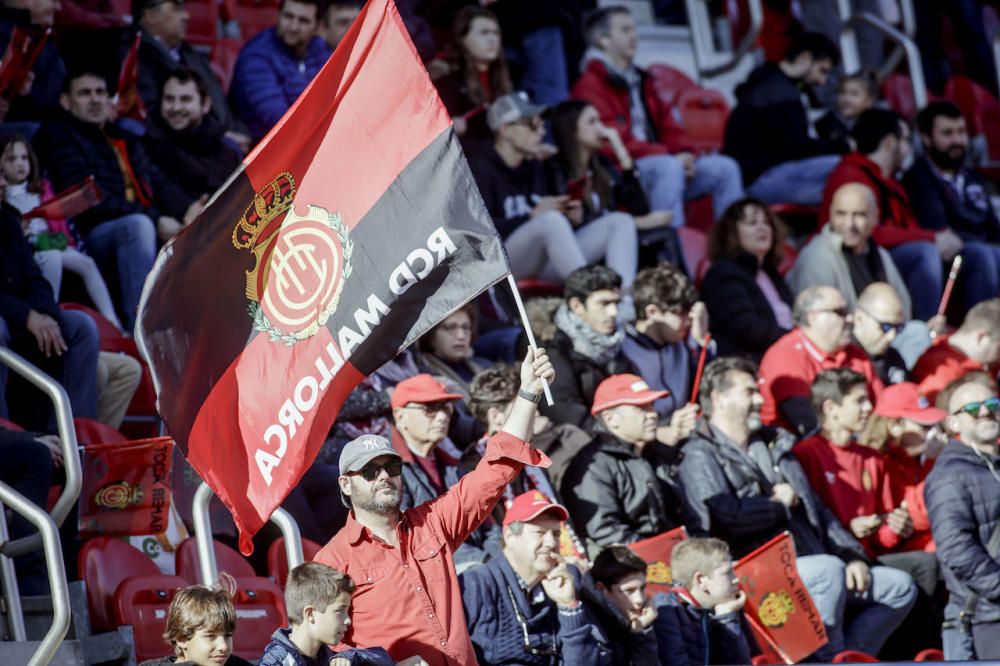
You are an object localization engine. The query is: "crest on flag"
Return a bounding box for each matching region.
[234,172,354,346]
[758,590,796,628]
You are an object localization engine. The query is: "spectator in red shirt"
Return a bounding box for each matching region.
[759,285,884,434]
[912,298,1000,404]
[314,348,555,666]
[821,108,961,321]
[794,369,905,558]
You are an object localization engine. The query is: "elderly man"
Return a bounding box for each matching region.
[679,357,916,659]
[460,491,605,665]
[759,285,884,434]
[852,283,909,385]
[789,183,913,317]
[925,377,1000,659]
[315,349,554,666]
[561,374,681,555]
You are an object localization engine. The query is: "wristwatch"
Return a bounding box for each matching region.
[518,388,542,404]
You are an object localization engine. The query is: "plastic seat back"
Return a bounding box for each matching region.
[232,577,287,658]
[914,648,945,662]
[113,574,189,663]
[79,537,161,632]
[675,87,730,153]
[646,63,698,106]
[184,0,218,48]
[267,537,323,588]
[176,537,256,584]
[74,417,128,446]
[833,650,880,663]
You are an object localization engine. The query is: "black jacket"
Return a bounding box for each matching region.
[677,422,870,562]
[33,114,191,234]
[467,145,555,239]
[579,577,659,665]
[143,112,240,202]
[700,253,793,360]
[925,440,1000,624]
[547,154,650,223]
[723,62,848,185]
[561,431,681,556]
[902,155,1000,243]
[0,202,62,330]
[653,590,753,666]
[540,329,635,429]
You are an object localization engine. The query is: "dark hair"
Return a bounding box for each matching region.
[0,134,41,193]
[550,100,614,215]
[322,0,362,27]
[163,66,208,101]
[851,108,904,154]
[811,368,867,423]
[708,197,786,271]
[417,302,478,352]
[632,262,697,319]
[784,31,839,67]
[584,5,631,48]
[591,545,647,587]
[564,265,622,305]
[915,100,964,137]
[62,68,110,94]
[698,356,758,416]
[278,0,323,18]
[468,364,518,426]
[839,69,879,100]
[446,6,512,107]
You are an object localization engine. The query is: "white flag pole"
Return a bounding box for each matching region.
[505,274,554,406]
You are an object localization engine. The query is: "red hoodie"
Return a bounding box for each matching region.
[820,152,935,248]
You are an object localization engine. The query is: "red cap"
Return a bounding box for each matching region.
[591,374,669,415]
[875,382,946,425]
[503,490,569,528]
[390,374,463,409]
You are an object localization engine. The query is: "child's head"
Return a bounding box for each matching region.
[0,134,39,191]
[812,368,872,434]
[285,562,355,647]
[837,70,878,120]
[163,585,236,665]
[671,538,740,608]
[591,545,650,621]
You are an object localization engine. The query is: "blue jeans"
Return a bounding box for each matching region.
[637,153,744,227]
[508,26,569,105]
[887,240,944,321]
[797,554,917,659]
[958,241,1000,308]
[83,213,156,332]
[747,155,842,205]
[0,310,100,421]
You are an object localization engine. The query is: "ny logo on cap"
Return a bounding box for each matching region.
[630,380,650,392]
[362,437,384,451]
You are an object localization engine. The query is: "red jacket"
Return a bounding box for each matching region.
[820,152,935,248]
[911,333,998,404]
[571,56,694,161]
[882,446,935,552]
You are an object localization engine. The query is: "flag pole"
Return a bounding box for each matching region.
[506,274,554,406]
[689,334,711,404]
[937,254,963,318]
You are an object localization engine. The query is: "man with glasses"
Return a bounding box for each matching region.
[461,491,606,665]
[925,377,1000,659]
[316,348,555,666]
[759,285,883,435]
[913,298,1000,404]
[852,283,909,385]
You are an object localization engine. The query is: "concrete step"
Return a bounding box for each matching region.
[0,639,85,665]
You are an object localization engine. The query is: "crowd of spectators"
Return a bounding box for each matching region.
[3,0,1000,664]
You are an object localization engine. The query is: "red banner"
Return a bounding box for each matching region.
[0,27,51,102]
[116,32,146,121]
[23,176,102,221]
[79,437,174,538]
[627,526,688,596]
[734,532,828,664]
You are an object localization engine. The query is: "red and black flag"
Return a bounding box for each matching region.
[135,0,508,553]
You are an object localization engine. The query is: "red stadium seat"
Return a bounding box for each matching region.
[515,279,563,299]
[0,417,24,431]
[211,37,243,93]
[882,73,920,121]
[113,574,189,663]
[176,537,256,584]
[74,417,127,446]
[678,226,708,280]
[945,75,1000,163]
[675,87,730,153]
[833,650,880,663]
[79,536,162,632]
[646,63,698,106]
[914,648,945,662]
[184,0,219,48]
[235,0,278,41]
[267,537,323,588]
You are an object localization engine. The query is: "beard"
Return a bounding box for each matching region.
[929,144,966,171]
[972,418,1000,445]
[352,484,402,515]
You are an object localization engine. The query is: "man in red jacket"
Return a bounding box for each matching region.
[572,6,743,228]
[821,108,961,321]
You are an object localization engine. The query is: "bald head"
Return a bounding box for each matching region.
[829,183,877,250]
[854,283,905,356]
[858,283,903,319]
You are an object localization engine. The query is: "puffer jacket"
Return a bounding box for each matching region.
[579,575,659,665]
[258,628,393,666]
[925,440,1000,624]
[652,590,752,666]
[561,431,681,556]
[677,422,869,562]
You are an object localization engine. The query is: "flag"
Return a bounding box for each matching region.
[23,176,102,221]
[734,532,828,663]
[628,526,688,596]
[116,32,146,121]
[135,0,509,554]
[79,437,174,538]
[0,27,51,102]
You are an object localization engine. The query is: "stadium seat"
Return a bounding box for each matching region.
[769,202,819,238]
[0,417,24,431]
[267,536,323,588]
[678,226,708,281]
[211,37,244,93]
[646,63,698,107]
[113,574,189,663]
[184,0,219,48]
[235,0,278,41]
[176,537,256,584]
[675,87,730,153]
[79,536,163,632]
[515,278,563,299]
[882,73,920,121]
[74,417,127,446]
[833,650,880,663]
[945,75,1000,163]
[914,648,945,662]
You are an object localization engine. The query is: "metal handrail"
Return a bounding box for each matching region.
[684,0,763,79]
[0,347,81,557]
[0,481,70,666]
[841,12,927,109]
[192,482,304,586]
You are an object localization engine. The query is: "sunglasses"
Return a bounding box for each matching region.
[350,459,403,482]
[952,397,1000,417]
[403,401,455,416]
[860,307,904,335]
